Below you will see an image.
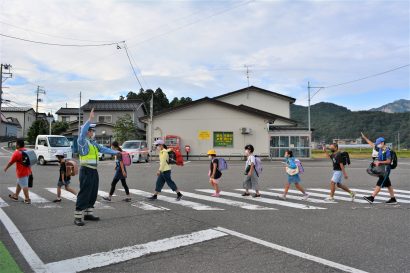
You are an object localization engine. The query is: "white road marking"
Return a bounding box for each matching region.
[97,190,117,198]
[8,187,60,208]
[45,228,228,273]
[0,208,47,273]
[350,188,410,199]
[0,197,9,208]
[235,189,336,204]
[215,227,369,273]
[197,189,325,210]
[163,190,276,210]
[45,188,113,209]
[270,189,379,204]
[126,189,223,211]
[131,201,170,211]
[311,188,410,203]
[383,188,410,194]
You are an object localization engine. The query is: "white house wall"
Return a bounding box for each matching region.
[149,102,271,156]
[216,91,291,118]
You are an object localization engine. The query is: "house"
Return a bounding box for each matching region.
[0,113,22,139]
[143,86,311,158]
[1,107,36,138]
[64,99,147,146]
[56,107,83,123]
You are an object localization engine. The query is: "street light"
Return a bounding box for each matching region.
[46,115,54,135]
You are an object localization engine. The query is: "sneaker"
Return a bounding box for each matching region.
[147,195,158,201]
[53,198,62,203]
[242,192,251,196]
[176,192,183,201]
[74,218,85,226]
[279,195,286,200]
[325,196,335,202]
[8,194,18,201]
[363,196,374,204]
[385,197,398,205]
[302,193,310,200]
[102,196,112,202]
[349,192,356,202]
[211,193,220,197]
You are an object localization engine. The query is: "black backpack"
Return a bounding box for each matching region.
[390,150,398,169]
[21,151,31,167]
[340,151,351,166]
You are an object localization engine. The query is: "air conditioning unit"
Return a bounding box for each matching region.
[241,127,252,134]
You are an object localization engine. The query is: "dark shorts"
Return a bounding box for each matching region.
[376,174,391,188]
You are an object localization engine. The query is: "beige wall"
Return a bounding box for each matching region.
[216,90,291,118]
[148,102,272,156]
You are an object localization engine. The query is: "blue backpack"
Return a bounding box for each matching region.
[217,158,228,171]
[254,156,263,176]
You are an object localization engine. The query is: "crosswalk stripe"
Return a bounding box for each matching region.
[319,188,410,203]
[131,201,170,211]
[385,189,410,194]
[163,190,276,210]
[235,189,336,204]
[8,187,61,208]
[0,197,9,208]
[197,189,325,210]
[97,191,117,198]
[270,189,380,204]
[351,188,410,199]
[127,189,223,211]
[45,188,114,209]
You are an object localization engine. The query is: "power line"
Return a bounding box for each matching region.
[0,33,124,47]
[0,20,117,43]
[306,64,410,101]
[122,42,144,90]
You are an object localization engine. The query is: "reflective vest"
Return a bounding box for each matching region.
[79,141,99,169]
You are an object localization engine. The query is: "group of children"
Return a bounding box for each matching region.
[4,133,398,206]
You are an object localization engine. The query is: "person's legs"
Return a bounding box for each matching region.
[283,183,290,196]
[65,185,77,196]
[163,171,179,192]
[337,183,352,194]
[387,186,395,198]
[329,181,336,197]
[22,187,29,201]
[120,179,130,195]
[154,173,166,194]
[243,176,251,195]
[251,173,260,197]
[84,169,99,220]
[75,167,94,225]
[109,178,120,196]
[295,183,306,194]
[57,186,62,199]
[14,183,22,197]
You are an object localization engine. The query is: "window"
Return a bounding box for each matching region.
[37,138,48,147]
[98,115,112,123]
[48,137,70,147]
[122,141,140,149]
[213,132,234,147]
[61,116,70,122]
[270,135,310,158]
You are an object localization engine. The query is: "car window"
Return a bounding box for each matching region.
[48,137,71,147]
[38,138,48,147]
[122,142,140,149]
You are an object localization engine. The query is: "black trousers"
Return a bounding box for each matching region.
[76,167,99,211]
[110,177,129,196]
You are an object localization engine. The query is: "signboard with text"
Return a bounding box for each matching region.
[213,131,234,147]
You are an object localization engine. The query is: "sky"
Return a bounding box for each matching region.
[0,0,409,115]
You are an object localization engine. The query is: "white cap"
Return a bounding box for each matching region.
[54,150,65,157]
[154,139,165,146]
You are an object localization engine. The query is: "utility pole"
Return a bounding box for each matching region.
[398,131,400,151]
[1,64,13,129]
[35,86,46,120]
[307,81,324,157]
[78,92,82,135]
[244,64,251,87]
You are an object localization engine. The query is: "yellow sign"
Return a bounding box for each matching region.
[198,130,211,140]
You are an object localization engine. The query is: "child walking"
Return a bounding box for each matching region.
[147,139,183,201]
[207,149,222,197]
[4,139,32,204]
[242,144,261,198]
[53,150,77,202]
[280,150,309,200]
[103,141,131,202]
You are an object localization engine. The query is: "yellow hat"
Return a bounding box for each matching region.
[207,149,216,155]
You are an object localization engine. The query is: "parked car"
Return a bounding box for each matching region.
[99,146,114,161]
[35,135,73,165]
[122,140,149,163]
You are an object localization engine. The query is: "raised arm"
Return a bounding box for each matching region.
[322,145,331,159]
[361,132,375,148]
[78,108,95,147]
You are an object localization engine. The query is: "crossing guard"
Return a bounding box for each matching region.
[74,108,119,226]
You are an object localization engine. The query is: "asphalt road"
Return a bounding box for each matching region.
[1,148,409,273]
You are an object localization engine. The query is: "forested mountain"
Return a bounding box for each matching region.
[369,99,410,113]
[291,102,410,148]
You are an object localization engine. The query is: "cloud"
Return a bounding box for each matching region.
[0,0,408,113]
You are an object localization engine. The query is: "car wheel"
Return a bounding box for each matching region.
[100,154,104,161]
[38,156,46,165]
[145,155,150,163]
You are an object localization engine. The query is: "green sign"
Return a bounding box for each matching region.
[214,132,234,147]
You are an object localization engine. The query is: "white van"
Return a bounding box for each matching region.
[35,135,73,165]
[122,140,150,163]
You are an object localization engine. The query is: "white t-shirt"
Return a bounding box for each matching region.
[246,155,256,168]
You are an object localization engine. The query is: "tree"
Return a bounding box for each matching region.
[113,114,137,144]
[52,121,69,135]
[27,119,49,144]
[170,97,193,108]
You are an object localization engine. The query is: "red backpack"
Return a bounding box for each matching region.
[66,160,79,176]
[173,148,184,166]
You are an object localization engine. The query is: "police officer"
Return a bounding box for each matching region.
[75,108,119,226]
